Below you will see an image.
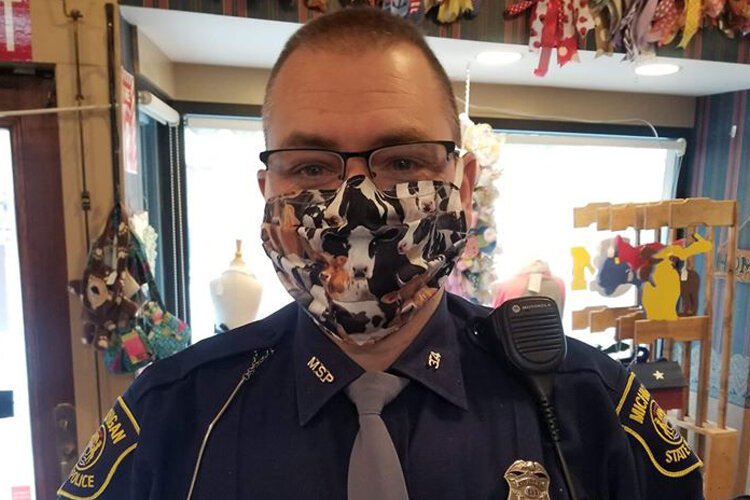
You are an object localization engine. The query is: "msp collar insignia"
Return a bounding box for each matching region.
[504,459,551,500]
[57,396,140,500]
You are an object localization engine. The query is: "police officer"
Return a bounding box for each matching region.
[58,7,703,500]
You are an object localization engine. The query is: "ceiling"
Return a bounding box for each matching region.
[121,5,750,97]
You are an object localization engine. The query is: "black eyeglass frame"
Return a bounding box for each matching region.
[258,140,458,181]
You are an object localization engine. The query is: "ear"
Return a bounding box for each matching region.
[257,169,267,199]
[459,152,478,227]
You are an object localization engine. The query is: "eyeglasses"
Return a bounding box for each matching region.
[259,141,457,192]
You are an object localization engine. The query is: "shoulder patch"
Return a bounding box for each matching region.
[616,372,703,478]
[57,397,139,500]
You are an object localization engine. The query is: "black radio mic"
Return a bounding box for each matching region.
[477,296,581,500]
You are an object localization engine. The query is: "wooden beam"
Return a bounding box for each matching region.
[718,221,738,429]
[633,316,709,344]
[573,202,611,228]
[589,306,642,332]
[610,203,641,230]
[572,306,606,330]
[673,420,738,500]
[697,228,716,431]
[641,201,675,229]
[670,198,737,228]
[596,205,612,230]
[681,341,692,417]
[616,311,646,340]
[734,408,750,496]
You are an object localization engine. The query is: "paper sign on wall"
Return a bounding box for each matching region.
[0,0,32,62]
[121,68,138,176]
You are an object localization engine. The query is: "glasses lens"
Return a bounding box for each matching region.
[266,150,344,190]
[370,143,453,190]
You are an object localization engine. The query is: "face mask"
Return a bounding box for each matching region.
[261,159,468,345]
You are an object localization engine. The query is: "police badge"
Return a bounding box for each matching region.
[504,460,551,500]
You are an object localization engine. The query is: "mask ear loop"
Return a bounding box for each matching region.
[452,155,465,190]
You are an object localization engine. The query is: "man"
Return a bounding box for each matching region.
[58,7,703,500]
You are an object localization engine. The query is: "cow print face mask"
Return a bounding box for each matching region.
[261,159,468,345]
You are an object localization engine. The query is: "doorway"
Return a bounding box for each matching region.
[0,70,75,500]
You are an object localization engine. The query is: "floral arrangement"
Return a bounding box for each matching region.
[445,113,504,304]
[129,211,159,277]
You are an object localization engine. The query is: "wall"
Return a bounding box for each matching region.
[164,62,696,128]
[685,88,750,494]
[456,82,695,128]
[137,30,176,96]
[173,64,267,104]
[29,0,131,452]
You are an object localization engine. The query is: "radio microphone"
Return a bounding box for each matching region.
[478,296,581,500]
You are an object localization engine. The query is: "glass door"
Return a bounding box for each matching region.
[0,128,35,499]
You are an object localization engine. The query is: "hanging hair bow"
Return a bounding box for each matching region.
[505,0,595,76]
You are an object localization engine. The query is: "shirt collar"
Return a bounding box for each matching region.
[293,293,469,426]
[389,293,469,411]
[294,309,364,426]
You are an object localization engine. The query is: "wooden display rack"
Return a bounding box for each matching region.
[572,198,740,499]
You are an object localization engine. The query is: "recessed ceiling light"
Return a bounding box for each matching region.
[634,62,680,76]
[476,50,523,66]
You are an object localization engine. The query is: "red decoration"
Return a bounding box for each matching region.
[0,0,32,62]
[505,0,594,76]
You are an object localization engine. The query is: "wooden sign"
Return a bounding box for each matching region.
[716,249,750,283]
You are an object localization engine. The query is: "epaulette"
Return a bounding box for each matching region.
[558,339,625,394]
[446,292,492,320]
[448,293,625,394]
[126,302,298,403]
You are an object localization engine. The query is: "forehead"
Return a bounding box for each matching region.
[264,44,454,150]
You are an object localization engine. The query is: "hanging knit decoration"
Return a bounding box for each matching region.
[435,0,475,22]
[705,0,727,19]
[337,0,479,23]
[645,0,681,45]
[506,0,749,71]
[588,0,622,54]
[444,114,503,305]
[727,0,750,34]
[505,0,595,76]
[381,0,426,21]
[678,0,703,47]
[306,0,329,11]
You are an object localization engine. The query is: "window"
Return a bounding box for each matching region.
[491,133,683,347]
[184,117,291,343]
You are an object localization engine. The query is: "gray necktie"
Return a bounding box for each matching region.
[345,371,410,500]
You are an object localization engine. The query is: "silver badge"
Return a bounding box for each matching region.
[504,460,551,500]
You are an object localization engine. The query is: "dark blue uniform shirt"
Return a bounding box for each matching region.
[58,293,703,499]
